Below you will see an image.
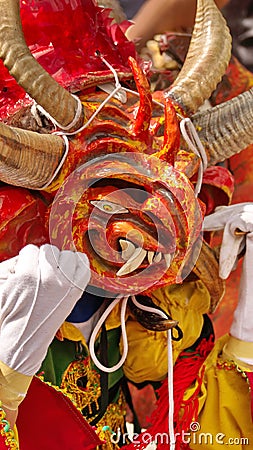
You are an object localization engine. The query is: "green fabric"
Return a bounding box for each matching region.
[40,338,78,386]
[39,327,123,390]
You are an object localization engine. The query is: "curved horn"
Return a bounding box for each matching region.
[192,87,253,167]
[0,122,65,189]
[166,0,232,115]
[0,0,83,131]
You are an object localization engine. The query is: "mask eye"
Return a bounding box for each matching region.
[90,200,129,214]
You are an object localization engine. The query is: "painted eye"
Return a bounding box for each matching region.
[90,200,129,214]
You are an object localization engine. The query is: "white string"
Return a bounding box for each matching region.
[35,53,166,190]
[97,51,121,88]
[36,94,83,131]
[33,56,134,188]
[122,86,165,109]
[52,55,165,137]
[32,52,165,141]
[131,295,176,450]
[180,118,208,197]
[98,83,127,104]
[167,329,175,450]
[53,52,123,138]
[89,295,129,373]
[56,51,121,136]
[54,86,165,138]
[38,135,69,190]
[54,84,122,137]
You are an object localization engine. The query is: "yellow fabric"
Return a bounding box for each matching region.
[106,300,127,331]
[121,280,211,383]
[58,321,88,346]
[0,361,32,410]
[152,280,211,360]
[13,425,19,446]
[187,335,253,449]
[223,335,253,370]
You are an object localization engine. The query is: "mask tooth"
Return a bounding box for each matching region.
[119,239,136,261]
[164,253,172,269]
[148,251,155,264]
[153,252,162,263]
[116,247,147,276]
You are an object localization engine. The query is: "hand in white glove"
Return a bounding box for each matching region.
[0,244,90,376]
[204,204,253,366]
[203,202,253,280]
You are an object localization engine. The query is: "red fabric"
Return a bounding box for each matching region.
[0,186,50,262]
[246,372,253,422]
[0,0,137,119]
[122,338,214,450]
[0,433,9,450]
[17,377,101,450]
[195,166,234,216]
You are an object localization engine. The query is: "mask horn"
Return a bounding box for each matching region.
[0,121,65,189]
[166,0,232,115]
[192,87,253,166]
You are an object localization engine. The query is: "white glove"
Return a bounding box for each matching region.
[203,203,253,280]
[0,244,90,376]
[203,204,253,352]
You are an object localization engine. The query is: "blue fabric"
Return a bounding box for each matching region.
[66,291,104,322]
[119,0,146,19]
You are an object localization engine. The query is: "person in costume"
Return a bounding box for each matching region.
[0,1,253,449]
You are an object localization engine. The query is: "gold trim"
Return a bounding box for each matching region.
[0,403,19,450]
[61,357,101,416]
[222,336,253,371]
[96,391,127,450]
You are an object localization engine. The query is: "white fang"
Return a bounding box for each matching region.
[119,239,136,261]
[117,247,147,276]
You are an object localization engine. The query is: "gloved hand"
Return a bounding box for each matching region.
[204,203,253,366]
[203,202,253,280]
[0,244,90,415]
